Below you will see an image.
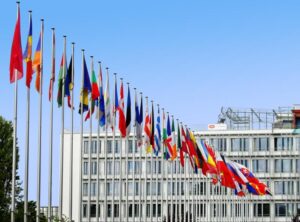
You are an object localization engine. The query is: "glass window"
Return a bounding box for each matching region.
[275,159,293,173]
[128,140,134,153]
[146,204,151,217]
[114,140,120,154]
[114,204,119,218]
[134,161,140,174]
[91,181,96,196]
[107,182,112,196]
[295,137,300,151]
[274,181,294,195]
[107,204,112,217]
[128,161,134,174]
[83,183,88,196]
[107,161,112,175]
[253,138,269,151]
[115,161,120,175]
[275,203,293,217]
[231,138,249,151]
[91,140,97,154]
[252,159,269,173]
[146,182,151,196]
[253,203,270,217]
[146,161,151,174]
[275,137,293,151]
[83,203,87,218]
[84,141,89,154]
[297,159,300,173]
[114,181,119,196]
[91,161,97,175]
[128,182,134,196]
[210,138,227,152]
[90,204,96,218]
[107,140,112,154]
[134,182,139,195]
[83,162,88,175]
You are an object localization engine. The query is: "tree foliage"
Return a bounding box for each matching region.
[0,116,21,220]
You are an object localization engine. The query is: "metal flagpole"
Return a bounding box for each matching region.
[178,121,182,222]
[104,67,110,222]
[69,42,75,222]
[126,84,130,222]
[36,19,44,222]
[144,96,149,222]
[161,108,165,222]
[155,105,160,222]
[47,27,55,222]
[78,49,85,222]
[96,61,102,222]
[112,73,117,222]
[11,3,20,220]
[170,115,174,222]
[133,88,137,222]
[24,10,32,222]
[119,78,123,222]
[87,56,94,222]
[58,35,66,221]
[139,92,143,222]
[150,100,154,222]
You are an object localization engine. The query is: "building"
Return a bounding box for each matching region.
[62,106,300,222]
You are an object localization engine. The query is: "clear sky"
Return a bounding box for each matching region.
[0,0,300,206]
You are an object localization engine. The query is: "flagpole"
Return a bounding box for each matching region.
[47,27,55,222]
[96,61,102,222]
[144,96,148,222]
[112,73,117,222]
[133,88,137,222]
[161,108,165,222]
[23,10,32,222]
[138,92,143,222]
[11,3,20,219]
[58,35,66,221]
[176,119,180,222]
[170,115,174,222]
[125,82,130,222]
[69,42,75,222]
[149,100,153,222]
[104,67,110,222]
[88,56,94,222]
[36,19,44,222]
[156,104,160,222]
[78,49,85,222]
[119,78,123,222]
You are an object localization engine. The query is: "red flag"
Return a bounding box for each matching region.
[118,81,126,137]
[10,4,23,83]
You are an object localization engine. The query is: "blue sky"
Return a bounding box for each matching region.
[1,0,300,206]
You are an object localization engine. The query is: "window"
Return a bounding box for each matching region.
[275,137,293,151]
[275,159,293,173]
[83,162,88,175]
[128,204,133,217]
[107,161,112,175]
[114,161,120,175]
[114,181,119,196]
[252,159,269,173]
[146,161,151,174]
[134,182,139,195]
[253,203,270,217]
[91,181,97,196]
[114,204,119,217]
[128,161,134,174]
[275,203,293,217]
[134,161,140,174]
[128,182,134,196]
[107,140,112,154]
[90,204,96,217]
[146,182,151,196]
[107,182,112,196]
[231,138,249,151]
[146,204,151,217]
[107,204,112,217]
[157,182,161,195]
[84,141,89,154]
[114,140,120,154]
[83,203,87,218]
[128,140,134,153]
[210,138,227,152]
[253,138,269,151]
[295,137,300,150]
[234,159,249,168]
[134,204,139,217]
[274,181,294,195]
[297,159,300,173]
[91,161,97,175]
[83,183,88,196]
[91,140,97,154]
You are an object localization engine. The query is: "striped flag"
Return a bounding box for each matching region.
[126,85,131,136]
[85,63,99,120]
[33,32,42,93]
[154,106,161,156]
[79,55,91,114]
[96,63,105,127]
[104,69,112,129]
[65,57,73,108]
[118,80,126,137]
[23,13,33,88]
[135,92,143,147]
[57,54,67,107]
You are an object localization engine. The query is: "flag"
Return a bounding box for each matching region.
[48,30,55,101]
[96,63,105,126]
[85,61,99,120]
[150,102,155,152]
[118,81,126,137]
[10,4,23,83]
[163,114,174,159]
[23,13,33,88]
[105,69,112,129]
[154,107,161,155]
[171,117,177,160]
[178,123,184,167]
[57,54,67,107]
[33,32,42,93]
[79,56,92,114]
[215,152,236,189]
[113,76,119,129]
[144,100,151,153]
[65,57,73,108]
[162,111,170,160]
[135,92,143,147]
[126,85,131,136]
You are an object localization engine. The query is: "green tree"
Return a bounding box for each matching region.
[0,116,21,220]
[15,201,46,222]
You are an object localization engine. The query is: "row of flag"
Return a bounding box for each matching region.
[9,4,271,198]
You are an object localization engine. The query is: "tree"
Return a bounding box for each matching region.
[0,116,21,220]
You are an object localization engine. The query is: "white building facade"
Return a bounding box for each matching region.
[62,107,300,222]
